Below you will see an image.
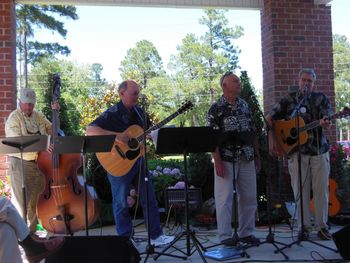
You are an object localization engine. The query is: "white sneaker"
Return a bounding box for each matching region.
[151,234,175,247]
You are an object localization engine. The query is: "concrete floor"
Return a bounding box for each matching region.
[21,219,345,263]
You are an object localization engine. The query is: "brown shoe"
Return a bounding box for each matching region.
[239,235,260,246]
[26,237,65,263]
[318,228,332,240]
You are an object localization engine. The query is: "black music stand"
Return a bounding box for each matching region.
[53,135,115,235]
[0,135,49,221]
[154,127,219,263]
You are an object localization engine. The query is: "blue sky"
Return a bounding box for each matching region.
[35,0,349,92]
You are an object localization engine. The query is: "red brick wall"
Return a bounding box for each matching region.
[261,0,336,142]
[0,0,16,181]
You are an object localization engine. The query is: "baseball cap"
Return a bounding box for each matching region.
[19,88,36,104]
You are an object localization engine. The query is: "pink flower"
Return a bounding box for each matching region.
[130,188,137,197]
[174,181,185,189]
[127,196,136,207]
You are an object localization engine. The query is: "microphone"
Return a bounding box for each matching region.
[303,84,310,99]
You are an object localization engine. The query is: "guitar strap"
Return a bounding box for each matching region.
[133,106,144,123]
[129,107,141,125]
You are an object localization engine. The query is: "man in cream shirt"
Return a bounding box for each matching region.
[5,88,58,233]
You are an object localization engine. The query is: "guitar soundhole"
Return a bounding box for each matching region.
[290,128,297,139]
[128,138,139,150]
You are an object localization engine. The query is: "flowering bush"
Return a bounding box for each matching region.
[0,177,11,198]
[330,144,348,179]
[329,144,350,209]
[150,165,183,207]
[127,186,137,208]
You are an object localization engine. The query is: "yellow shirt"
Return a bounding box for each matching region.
[5,108,52,161]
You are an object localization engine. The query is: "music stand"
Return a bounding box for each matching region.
[154,127,219,263]
[0,135,49,221]
[53,135,115,235]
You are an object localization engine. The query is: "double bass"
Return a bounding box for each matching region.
[36,74,99,234]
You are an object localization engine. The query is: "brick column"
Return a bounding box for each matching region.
[261,0,335,142]
[0,0,16,180]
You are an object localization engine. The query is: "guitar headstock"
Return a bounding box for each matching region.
[177,100,194,114]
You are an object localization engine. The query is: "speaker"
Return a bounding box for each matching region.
[45,235,140,263]
[332,225,350,260]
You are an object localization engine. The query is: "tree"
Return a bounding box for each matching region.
[29,57,93,135]
[16,4,78,88]
[333,34,350,140]
[199,9,243,72]
[168,9,244,125]
[119,40,165,88]
[91,63,104,83]
[89,63,107,97]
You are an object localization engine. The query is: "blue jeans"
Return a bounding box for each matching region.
[107,158,163,239]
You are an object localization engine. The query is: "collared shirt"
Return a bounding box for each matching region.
[5,108,52,161]
[207,96,256,162]
[90,101,151,132]
[269,91,332,155]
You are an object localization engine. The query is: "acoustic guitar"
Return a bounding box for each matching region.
[272,107,350,157]
[96,101,193,176]
[310,178,341,217]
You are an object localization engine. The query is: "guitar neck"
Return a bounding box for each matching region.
[302,120,321,133]
[302,114,338,133]
[136,111,182,143]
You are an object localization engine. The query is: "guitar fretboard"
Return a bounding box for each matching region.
[136,109,185,143]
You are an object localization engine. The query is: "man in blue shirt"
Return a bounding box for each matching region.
[86,80,174,247]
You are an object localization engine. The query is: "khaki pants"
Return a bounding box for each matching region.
[214,160,257,242]
[0,197,30,263]
[288,152,330,231]
[9,157,44,233]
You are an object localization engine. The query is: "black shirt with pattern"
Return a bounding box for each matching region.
[207,96,256,162]
[269,91,332,156]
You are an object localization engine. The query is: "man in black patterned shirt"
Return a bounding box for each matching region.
[267,68,333,240]
[208,72,261,246]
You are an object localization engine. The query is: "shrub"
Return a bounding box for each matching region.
[330,144,350,210]
[150,167,183,206]
[0,176,11,198]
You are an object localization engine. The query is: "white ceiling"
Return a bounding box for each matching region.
[16,0,333,9]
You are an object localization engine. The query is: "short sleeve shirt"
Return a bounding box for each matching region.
[207,96,256,162]
[90,101,151,132]
[269,91,332,155]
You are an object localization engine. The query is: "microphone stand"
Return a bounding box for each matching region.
[250,94,289,259]
[278,90,337,253]
[137,96,186,262]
